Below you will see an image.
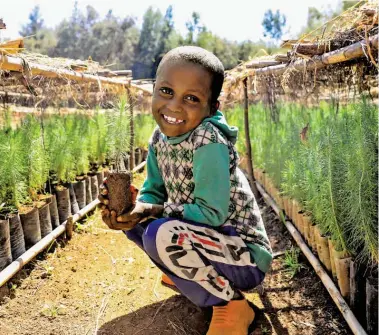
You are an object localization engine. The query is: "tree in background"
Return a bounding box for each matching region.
[152,6,183,76]
[19,3,283,78]
[54,2,96,59]
[133,7,164,78]
[341,0,362,11]
[19,5,56,54]
[185,12,203,45]
[262,9,286,42]
[88,9,139,70]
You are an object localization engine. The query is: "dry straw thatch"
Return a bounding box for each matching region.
[0,37,152,112]
[221,1,378,109]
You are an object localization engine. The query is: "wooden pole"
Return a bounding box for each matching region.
[127,88,135,170]
[0,54,152,95]
[243,35,378,78]
[0,199,99,288]
[242,78,260,200]
[245,60,282,68]
[256,181,368,335]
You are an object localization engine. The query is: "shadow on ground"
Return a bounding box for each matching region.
[98,294,273,335]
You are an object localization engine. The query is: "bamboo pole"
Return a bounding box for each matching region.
[127,87,135,170]
[0,54,152,95]
[0,199,99,288]
[242,78,260,200]
[256,181,367,335]
[245,60,282,68]
[249,35,378,77]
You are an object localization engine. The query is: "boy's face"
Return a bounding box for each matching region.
[152,61,213,137]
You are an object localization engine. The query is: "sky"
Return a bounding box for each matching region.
[1,0,342,43]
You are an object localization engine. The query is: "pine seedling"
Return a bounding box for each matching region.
[22,114,49,199]
[0,113,28,208]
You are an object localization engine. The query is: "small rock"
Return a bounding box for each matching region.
[71,267,77,272]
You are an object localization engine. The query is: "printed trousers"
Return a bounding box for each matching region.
[125,217,265,307]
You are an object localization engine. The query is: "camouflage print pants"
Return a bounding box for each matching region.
[125,217,265,307]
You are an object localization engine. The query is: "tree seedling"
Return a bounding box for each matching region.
[282,247,305,279]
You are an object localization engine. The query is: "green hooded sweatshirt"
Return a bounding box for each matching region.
[138,111,273,273]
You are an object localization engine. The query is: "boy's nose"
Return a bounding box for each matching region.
[166,97,183,113]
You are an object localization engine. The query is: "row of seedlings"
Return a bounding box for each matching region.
[228,99,378,334]
[0,97,147,273]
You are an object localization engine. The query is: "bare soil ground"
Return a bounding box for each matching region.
[0,171,351,335]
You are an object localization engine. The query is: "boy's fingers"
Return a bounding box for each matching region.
[99,183,108,195]
[116,212,140,223]
[110,210,119,227]
[97,203,107,211]
[109,221,138,230]
[101,209,113,229]
[97,194,109,205]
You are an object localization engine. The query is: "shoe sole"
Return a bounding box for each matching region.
[161,281,181,294]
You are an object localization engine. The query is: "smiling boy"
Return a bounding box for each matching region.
[99,46,272,335]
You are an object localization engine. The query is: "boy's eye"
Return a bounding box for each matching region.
[185,95,200,103]
[159,87,173,95]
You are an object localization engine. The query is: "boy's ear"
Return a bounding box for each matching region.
[153,82,156,92]
[210,100,220,114]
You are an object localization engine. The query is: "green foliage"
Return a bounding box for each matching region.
[88,109,108,166]
[19,5,57,54]
[225,99,378,264]
[133,7,165,79]
[19,5,44,36]
[185,12,203,45]
[282,247,305,278]
[134,114,156,149]
[262,9,287,41]
[0,102,153,208]
[340,100,378,262]
[69,115,90,176]
[21,3,282,78]
[45,116,75,183]
[21,114,49,198]
[106,96,131,170]
[0,109,28,207]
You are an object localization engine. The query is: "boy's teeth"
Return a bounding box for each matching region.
[163,115,184,124]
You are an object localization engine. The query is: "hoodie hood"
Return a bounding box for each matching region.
[203,110,238,144]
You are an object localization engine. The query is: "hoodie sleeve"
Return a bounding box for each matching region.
[138,144,168,204]
[163,142,230,226]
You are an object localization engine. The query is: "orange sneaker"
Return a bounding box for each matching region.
[206,298,256,335]
[161,273,176,287]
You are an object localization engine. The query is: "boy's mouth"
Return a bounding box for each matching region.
[162,114,185,125]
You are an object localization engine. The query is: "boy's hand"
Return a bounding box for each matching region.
[100,202,163,231]
[97,179,140,230]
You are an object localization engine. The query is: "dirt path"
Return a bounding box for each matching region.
[0,173,351,335]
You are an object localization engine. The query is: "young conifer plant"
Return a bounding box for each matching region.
[105,95,134,216]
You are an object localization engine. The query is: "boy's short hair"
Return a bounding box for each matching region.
[156,46,225,104]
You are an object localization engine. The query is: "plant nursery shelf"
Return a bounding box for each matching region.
[0,54,152,95]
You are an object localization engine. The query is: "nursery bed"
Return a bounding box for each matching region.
[0,172,350,335]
